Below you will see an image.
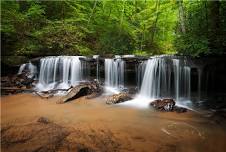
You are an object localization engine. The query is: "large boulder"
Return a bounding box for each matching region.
[173,106,187,113]
[106,93,132,105]
[150,98,187,113]
[57,80,103,104]
[150,98,175,111]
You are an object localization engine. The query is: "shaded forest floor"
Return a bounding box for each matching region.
[1,94,226,152]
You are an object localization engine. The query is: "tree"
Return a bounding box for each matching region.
[1,0,225,65]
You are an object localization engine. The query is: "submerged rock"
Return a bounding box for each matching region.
[106,93,132,105]
[36,117,50,124]
[150,98,187,113]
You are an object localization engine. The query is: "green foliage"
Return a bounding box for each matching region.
[132,50,149,56]
[1,0,225,62]
[175,1,226,57]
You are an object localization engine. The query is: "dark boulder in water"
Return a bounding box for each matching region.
[150,98,175,111]
[106,93,132,105]
[150,98,187,113]
[173,106,187,113]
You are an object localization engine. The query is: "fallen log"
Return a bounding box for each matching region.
[1,86,73,99]
[1,87,33,91]
[40,86,73,94]
[85,91,103,99]
[57,80,102,104]
[34,92,54,99]
[33,86,73,99]
[57,84,91,104]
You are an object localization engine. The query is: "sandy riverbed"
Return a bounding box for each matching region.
[1,94,226,152]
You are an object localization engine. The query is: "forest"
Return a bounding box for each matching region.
[1,0,226,65]
[1,1,226,152]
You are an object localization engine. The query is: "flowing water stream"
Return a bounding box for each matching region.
[104,56,125,94]
[35,56,85,91]
[18,55,207,109]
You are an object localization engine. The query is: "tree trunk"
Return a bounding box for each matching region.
[151,0,160,44]
[178,0,186,34]
[88,0,98,25]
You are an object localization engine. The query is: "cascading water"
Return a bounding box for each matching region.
[139,57,191,101]
[104,57,125,93]
[93,55,99,80]
[140,58,172,98]
[121,56,192,108]
[36,56,84,91]
[136,61,147,90]
[18,64,26,75]
[18,62,37,78]
[173,59,180,101]
[197,68,202,101]
[172,59,191,101]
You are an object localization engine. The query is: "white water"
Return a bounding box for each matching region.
[18,62,37,78]
[122,56,192,109]
[93,55,99,80]
[136,61,147,90]
[104,57,125,93]
[173,59,180,101]
[119,95,152,108]
[36,56,84,91]
[139,57,191,100]
[18,64,26,74]
[140,58,172,98]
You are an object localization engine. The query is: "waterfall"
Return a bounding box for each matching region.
[104,57,125,90]
[197,68,202,100]
[184,66,191,99]
[173,59,180,101]
[18,62,37,78]
[71,57,82,85]
[18,64,26,74]
[136,61,147,90]
[140,58,171,98]
[36,56,84,91]
[139,56,191,101]
[93,55,99,80]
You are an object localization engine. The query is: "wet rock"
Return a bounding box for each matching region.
[150,98,188,113]
[57,80,103,104]
[173,106,187,113]
[1,70,36,95]
[1,76,12,87]
[86,91,103,99]
[150,98,175,111]
[16,71,35,87]
[106,93,132,105]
